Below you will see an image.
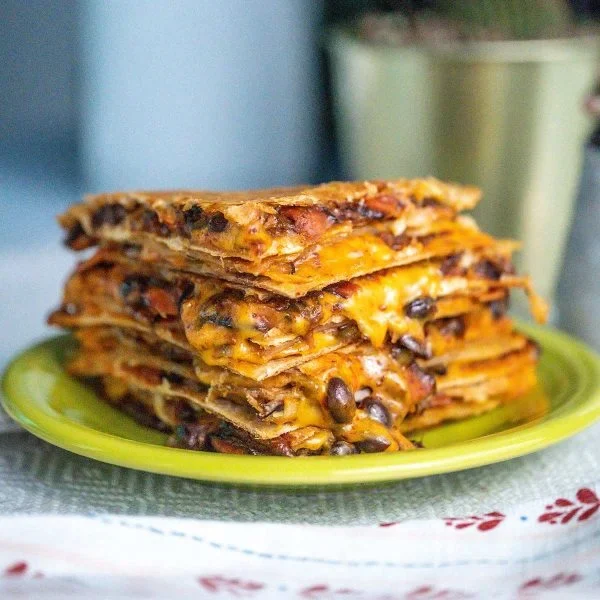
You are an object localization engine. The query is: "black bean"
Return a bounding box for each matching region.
[391,344,414,366]
[426,364,448,376]
[91,204,127,228]
[217,421,235,437]
[175,401,197,423]
[398,334,432,359]
[404,296,437,319]
[163,372,184,386]
[64,222,95,250]
[337,323,359,342]
[204,289,245,307]
[421,197,443,208]
[119,275,147,300]
[440,252,463,276]
[65,222,84,245]
[183,206,208,231]
[254,311,276,333]
[357,436,391,453]
[326,377,356,424]
[139,210,170,236]
[363,398,392,427]
[208,212,228,232]
[474,259,502,280]
[201,313,234,329]
[489,297,509,320]
[329,441,358,456]
[437,316,466,338]
[379,231,411,251]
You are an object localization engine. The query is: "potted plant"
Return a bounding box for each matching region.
[327,0,599,313]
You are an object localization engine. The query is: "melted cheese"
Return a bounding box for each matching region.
[260,223,497,286]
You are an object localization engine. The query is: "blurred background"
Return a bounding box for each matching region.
[1,0,600,365]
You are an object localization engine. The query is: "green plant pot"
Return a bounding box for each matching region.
[327,29,600,311]
[328,29,438,179]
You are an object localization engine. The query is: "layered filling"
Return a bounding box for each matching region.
[112,218,524,298]
[50,177,547,455]
[60,178,480,266]
[61,219,518,299]
[70,328,420,454]
[65,303,538,455]
[50,245,544,379]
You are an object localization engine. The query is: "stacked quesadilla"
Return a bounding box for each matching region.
[49,179,547,455]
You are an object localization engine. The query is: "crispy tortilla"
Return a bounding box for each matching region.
[60,178,481,266]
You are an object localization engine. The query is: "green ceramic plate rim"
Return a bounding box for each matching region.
[3,324,600,487]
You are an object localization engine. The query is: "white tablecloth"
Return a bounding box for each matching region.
[2,488,600,599]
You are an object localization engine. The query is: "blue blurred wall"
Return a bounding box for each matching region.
[0,0,77,151]
[79,1,325,190]
[1,1,326,190]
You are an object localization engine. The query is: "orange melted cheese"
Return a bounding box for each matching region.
[107,216,518,298]
[253,221,500,286]
[182,260,499,374]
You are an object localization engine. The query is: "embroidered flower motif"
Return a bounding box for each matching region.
[443,511,505,531]
[519,572,582,595]
[198,575,264,596]
[3,562,28,577]
[538,488,600,525]
[404,585,473,599]
[299,584,362,598]
[2,562,43,579]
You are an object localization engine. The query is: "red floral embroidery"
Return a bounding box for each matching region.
[198,575,264,596]
[404,585,472,599]
[3,561,28,577]
[1,561,43,579]
[538,488,600,525]
[519,572,582,595]
[300,584,362,598]
[444,511,505,532]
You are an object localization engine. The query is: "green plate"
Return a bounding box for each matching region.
[2,325,600,487]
